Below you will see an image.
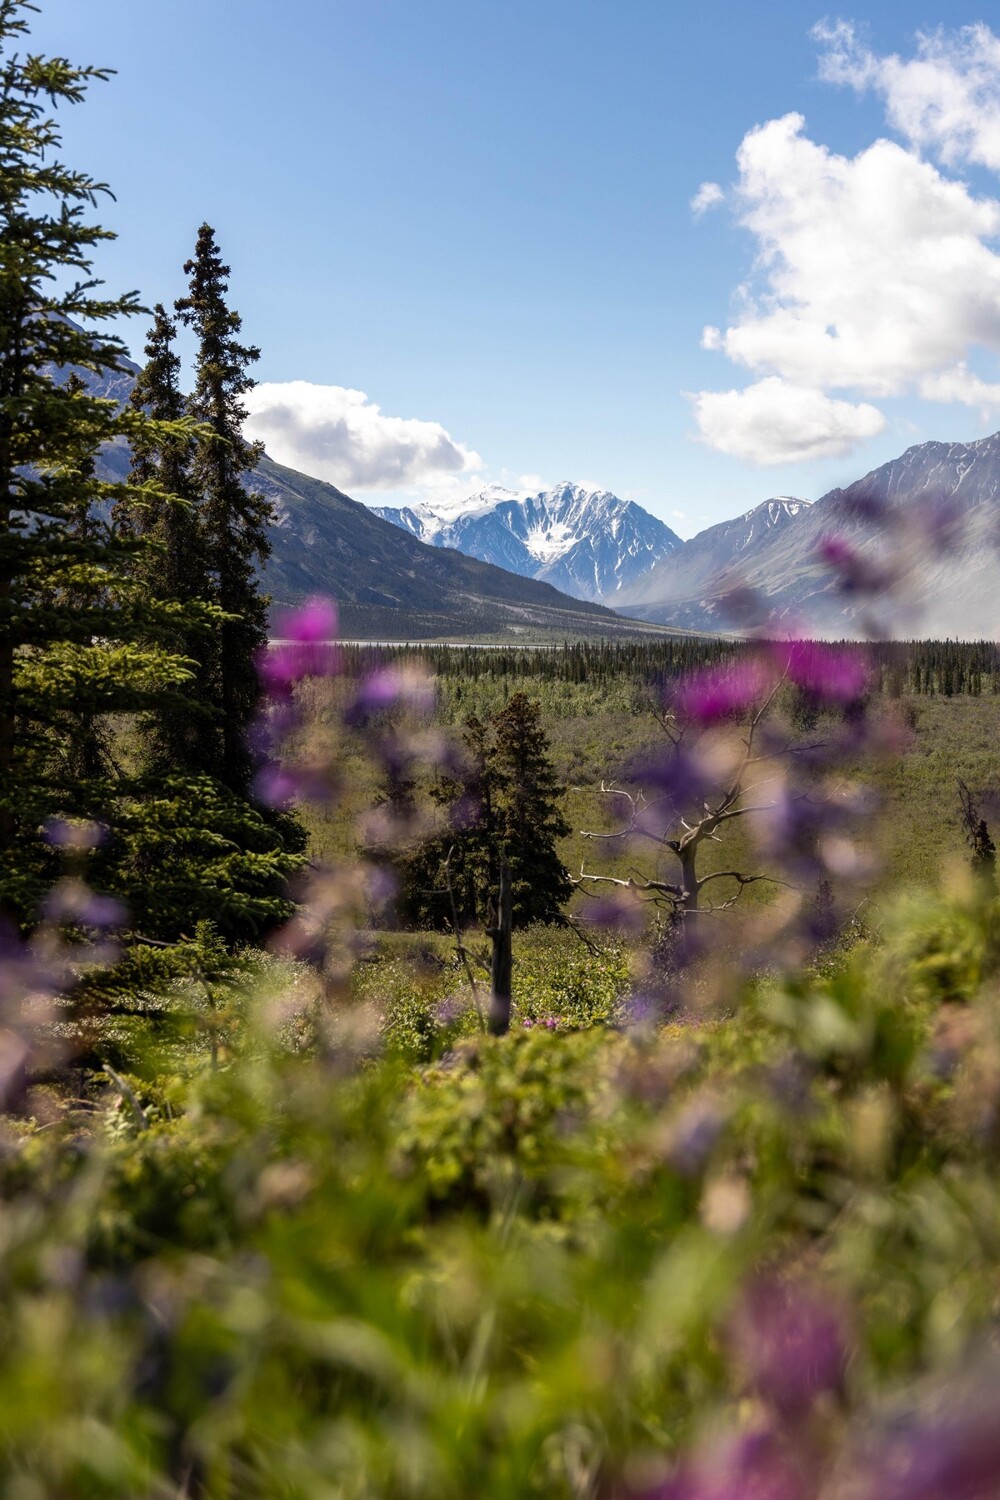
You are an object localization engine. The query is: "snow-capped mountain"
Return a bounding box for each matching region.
[372,482,682,603]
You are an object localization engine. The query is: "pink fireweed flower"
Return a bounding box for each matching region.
[259,596,339,697]
[778,641,868,704]
[676,658,776,724]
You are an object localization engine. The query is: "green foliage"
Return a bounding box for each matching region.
[8,882,1000,1493]
[394,693,572,930]
[121,303,218,772]
[0,0,213,925]
[175,222,273,799]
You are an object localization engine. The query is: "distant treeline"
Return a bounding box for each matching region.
[337,637,1000,697]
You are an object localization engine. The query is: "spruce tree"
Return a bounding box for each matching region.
[489,692,571,925]
[0,0,204,924]
[0,2,304,956]
[175,224,272,797]
[393,694,571,930]
[122,304,214,770]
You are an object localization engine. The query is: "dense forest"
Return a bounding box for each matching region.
[8,5,1000,1498]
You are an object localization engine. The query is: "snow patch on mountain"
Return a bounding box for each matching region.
[372,481,682,603]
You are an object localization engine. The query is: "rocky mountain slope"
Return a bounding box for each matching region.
[618,438,1000,638]
[373,482,681,602]
[617,497,812,628]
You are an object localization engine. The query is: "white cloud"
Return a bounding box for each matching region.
[517,472,550,492]
[691,377,885,466]
[816,20,1000,171]
[691,181,724,216]
[919,363,1000,413]
[243,381,482,494]
[692,24,1000,463]
[714,113,1000,396]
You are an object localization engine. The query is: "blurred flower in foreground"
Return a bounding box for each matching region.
[345,664,436,726]
[641,1426,807,1500]
[816,534,895,597]
[41,817,108,851]
[676,659,775,724]
[731,1275,848,1417]
[778,640,869,705]
[259,596,339,698]
[42,878,127,933]
[863,1379,1000,1500]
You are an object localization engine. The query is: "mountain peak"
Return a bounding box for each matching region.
[373,480,682,602]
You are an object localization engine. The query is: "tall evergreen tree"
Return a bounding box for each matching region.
[175,224,272,797]
[0,0,205,923]
[489,692,571,924]
[0,3,304,958]
[393,694,571,930]
[122,304,214,770]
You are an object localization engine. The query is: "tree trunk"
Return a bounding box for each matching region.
[488,855,513,1035]
[678,845,699,912]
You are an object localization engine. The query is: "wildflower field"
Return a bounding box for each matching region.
[8,632,1000,1499]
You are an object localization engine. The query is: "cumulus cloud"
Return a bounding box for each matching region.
[816,20,1000,171]
[691,181,725,216]
[691,20,1000,463]
[708,113,1000,396]
[919,363,1000,413]
[243,381,482,493]
[691,377,885,466]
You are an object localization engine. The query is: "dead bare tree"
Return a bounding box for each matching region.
[575,668,806,920]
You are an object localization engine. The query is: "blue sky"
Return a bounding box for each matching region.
[27,1,1000,533]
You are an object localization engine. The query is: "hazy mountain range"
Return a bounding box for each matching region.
[619,437,1000,638]
[66,328,1000,639]
[71,342,669,641]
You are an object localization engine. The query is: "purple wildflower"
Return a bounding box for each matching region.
[676,659,775,725]
[779,641,868,704]
[830,485,889,527]
[865,1394,1000,1500]
[279,595,338,644]
[754,783,864,884]
[0,1027,29,1110]
[908,491,963,554]
[586,889,647,933]
[41,817,108,851]
[259,596,339,698]
[253,760,337,809]
[731,1276,848,1418]
[42,879,127,933]
[642,1426,807,1500]
[816,534,893,596]
[345,665,435,726]
[664,1093,727,1177]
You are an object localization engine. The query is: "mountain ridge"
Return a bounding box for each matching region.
[373,481,682,603]
[620,433,1000,638]
[67,342,679,640]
